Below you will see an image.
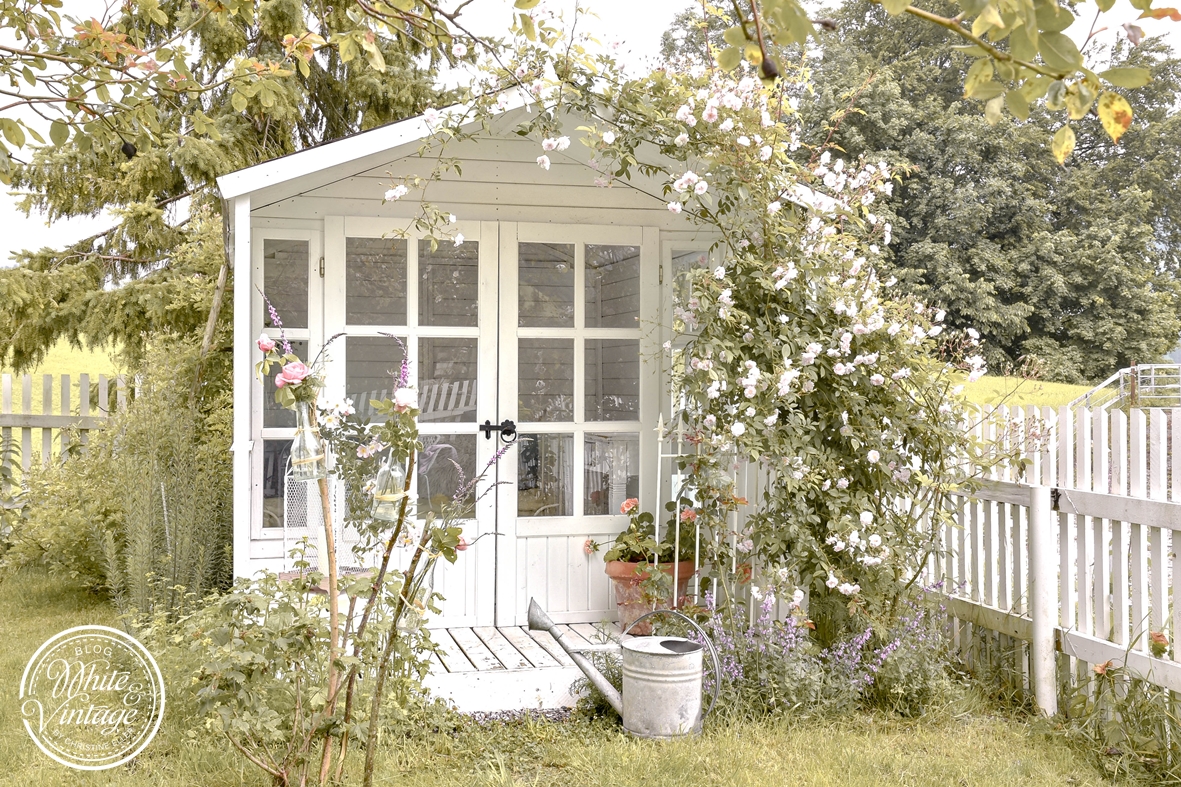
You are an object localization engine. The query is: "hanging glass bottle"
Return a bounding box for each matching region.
[371,448,407,521]
[290,401,328,482]
[397,563,436,634]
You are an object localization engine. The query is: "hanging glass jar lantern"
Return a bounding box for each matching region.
[371,448,407,521]
[290,401,328,482]
[398,563,436,634]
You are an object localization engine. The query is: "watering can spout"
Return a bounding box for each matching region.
[526,598,623,716]
[527,598,551,633]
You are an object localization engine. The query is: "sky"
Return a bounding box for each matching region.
[1,0,1177,268]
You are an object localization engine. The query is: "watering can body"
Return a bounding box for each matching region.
[527,599,716,740]
[621,637,704,739]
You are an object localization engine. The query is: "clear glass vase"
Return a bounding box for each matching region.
[371,449,407,522]
[398,564,435,634]
[290,401,328,482]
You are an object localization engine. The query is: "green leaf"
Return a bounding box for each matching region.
[964,57,994,97]
[520,13,536,42]
[984,95,1004,125]
[231,91,247,112]
[1039,32,1083,73]
[49,121,69,147]
[1065,81,1097,120]
[1096,0,1116,10]
[881,0,912,15]
[22,67,36,87]
[717,46,742,71]
[1005,88,1031,121]
[723,25,747,47]
[365,46,386,73]
[514,0,541,7]
[1045,79,1067,110]
[1021,75,1052,101]
[1100,67,1152,88]
[971,2,1004,37]
[1034,0,1074,32]
[970,81,1005,100]
[1051,123,1075,164]
[0,119,26,149]
[1009,24,1037,61]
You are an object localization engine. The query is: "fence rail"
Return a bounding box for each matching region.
[939,403,1181,715]
[0,373,126,474]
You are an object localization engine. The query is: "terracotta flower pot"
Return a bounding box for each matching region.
[605,560,695,635]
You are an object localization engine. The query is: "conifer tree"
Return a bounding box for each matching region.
[0,0,446,372]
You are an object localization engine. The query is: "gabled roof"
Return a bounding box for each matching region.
[216,93,837,216]
[216,93,533,204]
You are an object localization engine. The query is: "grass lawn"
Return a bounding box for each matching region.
[0,568,1123,786]
[961,375,1093,409]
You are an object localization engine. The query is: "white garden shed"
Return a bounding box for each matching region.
[216,105,718,630]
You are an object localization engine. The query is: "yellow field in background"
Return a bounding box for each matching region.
[1,338,121,415]
[960,376,1092,409]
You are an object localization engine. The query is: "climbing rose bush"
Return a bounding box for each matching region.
[388,12,995,641]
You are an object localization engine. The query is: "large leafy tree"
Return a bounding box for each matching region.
[808,2,1181,382]
[0,0,446,371]
[665,2,1181,382]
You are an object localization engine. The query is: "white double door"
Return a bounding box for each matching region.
[330,220,659,627]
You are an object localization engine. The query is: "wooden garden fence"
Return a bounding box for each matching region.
[937,403,1181,716]
[0,373,127,476]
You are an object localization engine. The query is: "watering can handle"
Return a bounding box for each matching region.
[622,610,721,721]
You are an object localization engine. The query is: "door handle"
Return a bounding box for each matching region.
[479,419,518,444]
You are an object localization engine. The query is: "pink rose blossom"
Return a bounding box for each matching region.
[276,361,311,388]
[620,497,639,515]
[393,387,418,413]
[257,334,276,353]
[455,537,469,552]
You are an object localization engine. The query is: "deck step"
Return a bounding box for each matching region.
[449,627,505,671]
[499,626,562,669]
[473,626,532,671]
[569,622,611,644]
[526,628,575,666]
[431,629,477,673]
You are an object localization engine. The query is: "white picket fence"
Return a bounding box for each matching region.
[938,404,1181,715]
[0,373,126,474]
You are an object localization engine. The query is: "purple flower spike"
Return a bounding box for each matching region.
[258,289,293,355]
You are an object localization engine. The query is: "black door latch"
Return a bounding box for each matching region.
[479,419,518,444]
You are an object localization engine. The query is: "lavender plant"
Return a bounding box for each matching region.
[687,589,951,718]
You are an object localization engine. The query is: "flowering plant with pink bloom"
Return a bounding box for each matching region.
[603,497,696,565]
[254,292,328,408]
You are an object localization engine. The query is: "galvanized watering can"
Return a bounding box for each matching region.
[527,599,720,739]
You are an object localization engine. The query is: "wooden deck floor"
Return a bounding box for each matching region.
[423,622,623,712]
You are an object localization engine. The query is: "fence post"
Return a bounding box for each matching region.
[1029,483,1058,715]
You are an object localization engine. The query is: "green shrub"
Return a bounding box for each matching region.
[0,340,232,619]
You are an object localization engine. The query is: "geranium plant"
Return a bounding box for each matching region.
[602,498,696,565]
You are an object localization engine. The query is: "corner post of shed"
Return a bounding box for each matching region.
[229,194,253,580]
